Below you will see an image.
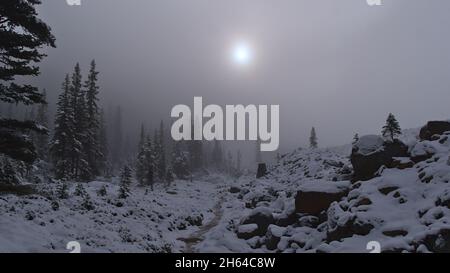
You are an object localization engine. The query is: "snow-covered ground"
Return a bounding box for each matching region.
[0,174,231,253]
[1,128,450,253]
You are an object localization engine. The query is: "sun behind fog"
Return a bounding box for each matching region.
[231,41,253,66]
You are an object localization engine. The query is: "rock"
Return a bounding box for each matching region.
[378,186,399,195]
[229,186,241,193]
[421,228,450,252]
[241,207,275,236]
[295,181,350,215]
[382,229,408,237]
[237,224,259,240]
[326,202,374,242]
[265,225,286,250]
[419,121,450,141]
[351,135,409,181]
[275,212,298,227]
[323,159,344,168]
[297,215,320,228]
[410,142,436,163]
[392,157,414,170]
[256,163,268,178]
[435,189,450,209]
[185,214,203,226]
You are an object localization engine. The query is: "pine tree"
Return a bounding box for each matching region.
[83,60,102,178]
[0,0,55,164]
[57,182,69,199]
[157,120,166,180]
[171,141,189,179]
[119,165,132,199]
[382,113,402,142]
[66,63,89,180]
[165,167,174,187]
[50,75,73,179]
[309,127,318,149]
[352,133,359,145]
[135,125,147,185]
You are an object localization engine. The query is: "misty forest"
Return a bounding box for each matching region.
[1,1,450,253]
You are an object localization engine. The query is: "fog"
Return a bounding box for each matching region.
[28,0,450,159]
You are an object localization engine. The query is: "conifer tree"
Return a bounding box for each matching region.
[51,75,73,179]
[171,141,189,179]
[0,0,55,164]
[352,133,359,145]
[119,165,132,199]
[382,113,402,142]
[83,60,101,178]
[157,120,166,180]
[309,127,318,149]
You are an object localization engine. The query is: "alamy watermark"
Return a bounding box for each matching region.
[171,97,279,152]
[66,0,81,6]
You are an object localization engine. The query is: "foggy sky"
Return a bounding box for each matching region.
[30,0,450,155]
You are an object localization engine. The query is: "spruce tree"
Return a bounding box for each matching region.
[0,0,55,164]
[171,141,189,179]
[352,133,359,145]
[382,113,402,142]
[119,165,132,199]
[309,127,318,149]
[157,120,166,180]
[50,75,73,179]
[83,60,101,178]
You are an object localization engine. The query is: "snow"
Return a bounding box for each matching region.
[1,127,450,253]
[353,135,384,155]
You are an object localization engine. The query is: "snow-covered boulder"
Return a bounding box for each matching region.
[294,181,350,215]
[241,207,275,236]
[419,121,450,141]
[237,224,259,240]
[351,136,409,181]
[265,224,286,250]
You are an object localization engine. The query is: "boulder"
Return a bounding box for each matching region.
[294,181,350,215]
[419,121,450,141]
[241,207,275,236]
[237,224,259,240]
[326,203,374,242]
[265,225,286,250]
[351,135,409,181]
[256,163,268,178]
[410,142,436,163]
[229,186,241,193]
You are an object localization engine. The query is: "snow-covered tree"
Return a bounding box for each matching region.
[50,75,73,179]
[171,141,189,179]
[309,127,318,149]
[83,60,102,178]
[119,165,132,199]
[0,0,55,165]
[352,133,359,145]
[382,113,402,142]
